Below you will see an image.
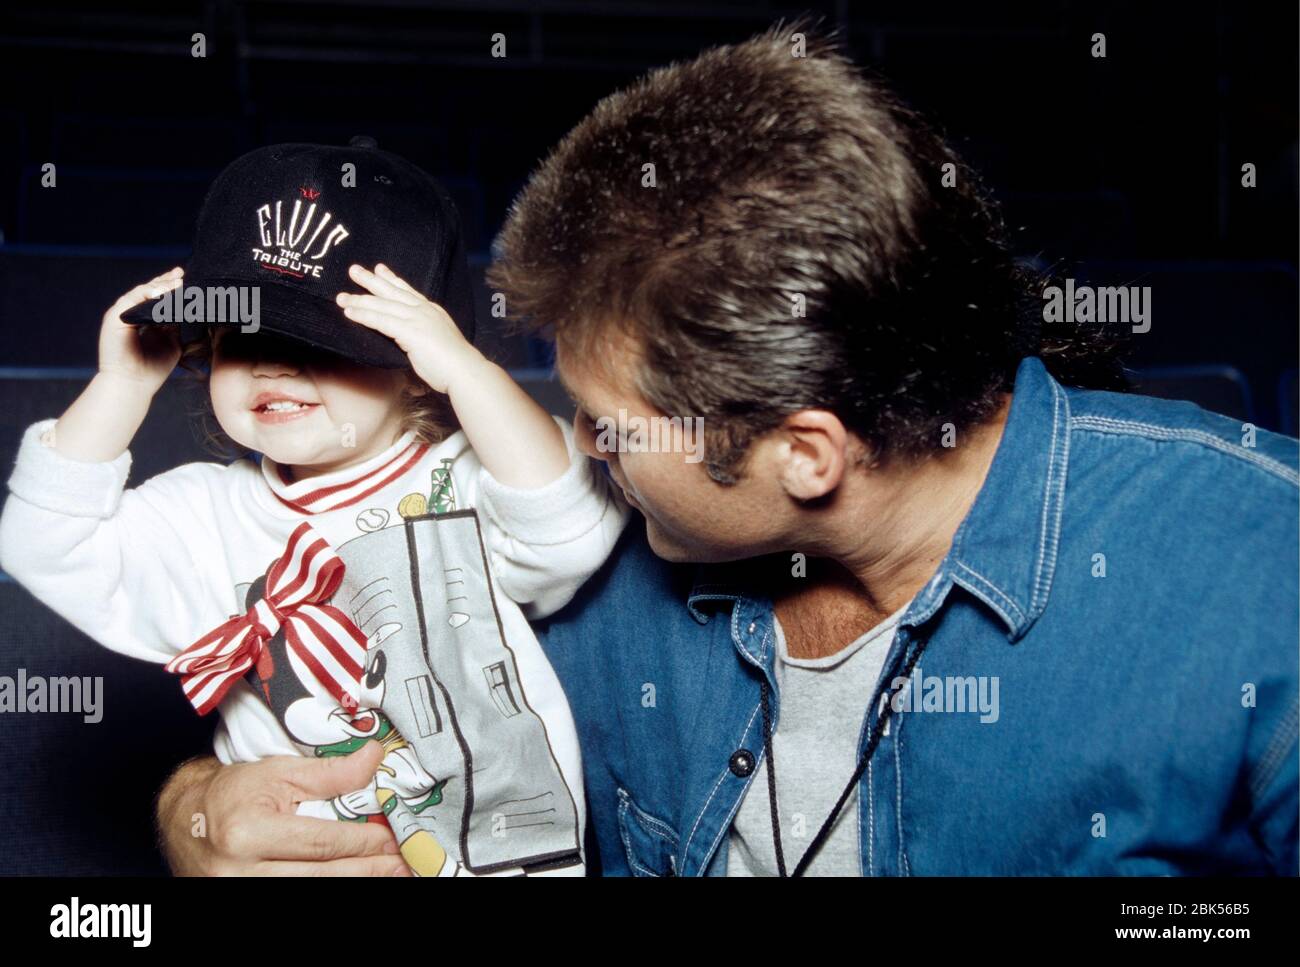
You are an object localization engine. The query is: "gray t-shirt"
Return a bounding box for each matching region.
[726,601,909,876]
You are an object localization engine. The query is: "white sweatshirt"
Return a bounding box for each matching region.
[0,416,628,876]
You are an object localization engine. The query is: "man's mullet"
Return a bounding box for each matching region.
[488,17,1127,483]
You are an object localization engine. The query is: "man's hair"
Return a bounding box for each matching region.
[487,20,1128,483]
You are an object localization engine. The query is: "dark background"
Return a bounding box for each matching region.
[0,1,1296,874]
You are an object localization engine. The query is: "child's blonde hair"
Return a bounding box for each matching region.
[176,330,458,462]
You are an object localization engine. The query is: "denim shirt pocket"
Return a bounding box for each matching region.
[616,787,680,877]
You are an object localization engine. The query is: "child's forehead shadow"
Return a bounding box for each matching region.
[213,328,341,367]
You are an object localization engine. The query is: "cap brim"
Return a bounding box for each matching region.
[120,276,411,369]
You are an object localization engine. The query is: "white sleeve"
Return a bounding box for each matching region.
[467,416,630,621]
[0,418,232,665]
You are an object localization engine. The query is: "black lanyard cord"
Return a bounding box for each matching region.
[759,628,932,878]
[758,676,789,877]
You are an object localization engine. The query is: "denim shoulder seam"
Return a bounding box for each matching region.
[1069,415,1300,488]
[1250,695,1300,802]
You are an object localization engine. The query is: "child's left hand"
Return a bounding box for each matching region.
[336,263,481,393]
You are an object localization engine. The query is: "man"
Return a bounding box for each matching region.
[156,23,1297,876]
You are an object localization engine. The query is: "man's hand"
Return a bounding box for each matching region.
[155,740,413,876]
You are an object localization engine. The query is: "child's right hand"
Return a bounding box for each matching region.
[98,267,186,395]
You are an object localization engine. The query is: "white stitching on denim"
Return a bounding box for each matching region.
[858,768,867,877]
[626,796,680,845]
[703,758,765,879]
[684,699,763,870]
[1032,380,1070,616]
[686,619,771,871]
[617,791,663,877]
[904,588,948,629]
[895,719,909,875]
[1250,695,1300,801]
[954,561,1024,626]
[732,603,763,666]
[853,689,884,878]
[1070,415,1300,487]
[1029,376,1064,616]
[687,591,740,622]
[755,618,774,665]
[682,766,731,866]
[867,757,875,875]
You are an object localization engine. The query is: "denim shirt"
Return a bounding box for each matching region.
[535,356,1300,876]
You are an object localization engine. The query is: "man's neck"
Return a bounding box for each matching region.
[773,560,896,660]
[839,394,1011,609]
[774,395,1011,660]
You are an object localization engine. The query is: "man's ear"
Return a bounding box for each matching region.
[773,409,849,501]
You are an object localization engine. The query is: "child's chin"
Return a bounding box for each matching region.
[250,429,331,464]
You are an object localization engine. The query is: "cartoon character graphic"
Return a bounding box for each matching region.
[335,504,584,874]
[396,458,456,519]
[240,575,456,876]
[231,476,583,875]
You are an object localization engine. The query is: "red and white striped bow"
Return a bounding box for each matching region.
[165,522,369,716]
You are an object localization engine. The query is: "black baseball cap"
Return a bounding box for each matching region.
[123,136,476,368]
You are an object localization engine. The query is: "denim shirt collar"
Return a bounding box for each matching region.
[686,355,1070,645]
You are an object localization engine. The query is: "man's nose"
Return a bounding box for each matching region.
[573,408,606,462]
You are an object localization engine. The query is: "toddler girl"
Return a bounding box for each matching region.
[0,140,628,876]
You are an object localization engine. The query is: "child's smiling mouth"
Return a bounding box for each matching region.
[251,392,321,424]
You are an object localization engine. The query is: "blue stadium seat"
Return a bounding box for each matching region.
[51,114,252,167]
[0,373,222,875]
[16,165,215,245]
[1130,364,1255,424]
[1078,260,1299,432]
[1280,370,1299,437]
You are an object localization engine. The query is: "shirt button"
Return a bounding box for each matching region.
[729,749,756,777]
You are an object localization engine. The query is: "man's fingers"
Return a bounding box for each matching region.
[254,855,412,877]
[243,811,401,863]
[283,738,386,801]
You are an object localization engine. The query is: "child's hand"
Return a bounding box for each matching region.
[336,264,481,394]
[99,267,186,395]
[341,262,568,488]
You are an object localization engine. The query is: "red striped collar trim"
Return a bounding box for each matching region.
[260,431,429,515]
